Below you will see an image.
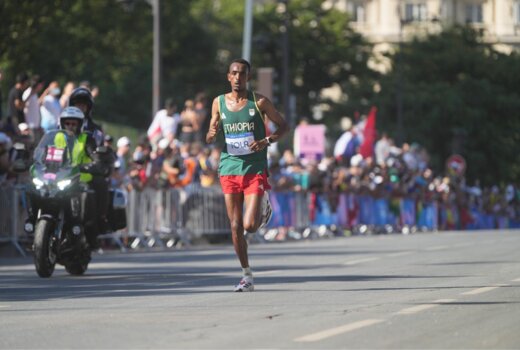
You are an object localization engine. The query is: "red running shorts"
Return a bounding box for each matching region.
[219,172,271,195]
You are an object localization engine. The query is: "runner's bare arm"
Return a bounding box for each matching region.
[206,97,221,144]
[249,93,289,152]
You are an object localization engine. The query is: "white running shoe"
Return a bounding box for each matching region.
[234,276,254,292]
[259,191,273,229]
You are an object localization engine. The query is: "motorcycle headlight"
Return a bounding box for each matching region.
[57,179,72,191]
[33,178,44,189]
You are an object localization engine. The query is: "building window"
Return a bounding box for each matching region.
[465,4,483,23]
[347,1,365,23]
[404,2,427,22]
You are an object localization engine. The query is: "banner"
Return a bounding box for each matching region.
[294,124,326,161]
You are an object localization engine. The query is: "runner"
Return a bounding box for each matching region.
[206,58,288,292]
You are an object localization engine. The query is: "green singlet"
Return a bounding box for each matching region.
[217,91,268,176]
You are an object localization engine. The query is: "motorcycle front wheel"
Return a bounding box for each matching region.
[33,218,56,278]
[65,261,89,275]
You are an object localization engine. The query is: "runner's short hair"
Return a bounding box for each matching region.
[229,58,251,73]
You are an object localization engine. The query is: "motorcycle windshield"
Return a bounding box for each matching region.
[32,130,77,180]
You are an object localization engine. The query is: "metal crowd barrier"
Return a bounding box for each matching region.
[0,184,27,256]
[3,182,519,256]
[124,185,230,249]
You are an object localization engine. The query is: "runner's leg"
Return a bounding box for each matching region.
[243,194,262,233]
[223,193,249,268]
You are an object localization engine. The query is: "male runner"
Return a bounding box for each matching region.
[206,58,288,292]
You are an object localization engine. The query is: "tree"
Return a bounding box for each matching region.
[0,0,154,126]
[375,26,520,184]
[0,0,220,128]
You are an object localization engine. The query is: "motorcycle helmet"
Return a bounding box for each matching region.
[68,87,94,118]
[59,106,85,135]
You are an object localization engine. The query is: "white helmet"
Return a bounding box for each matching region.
[59,106,85,134]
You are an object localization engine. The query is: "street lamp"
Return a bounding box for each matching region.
[242,0,253,63]
[279,0,291,127]
[395,15,412,146]
[118,0,161,118]
[151,0,161,117]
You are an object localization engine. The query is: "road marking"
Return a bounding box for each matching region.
[461,284,509,295]
[395,299,456,315]
[344,257,380,265]
[294,319,384,342]
[512,278,520,282]
[386,252,412,257]
[452,242,474,248]
[425,245,450,251]
[255,270,282,276]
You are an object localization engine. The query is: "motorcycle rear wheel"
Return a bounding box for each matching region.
[33,219,56,278]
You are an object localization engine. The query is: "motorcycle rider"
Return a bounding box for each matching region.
[25,88,114,248]
[25,107,97,247]
[67,87,114,238]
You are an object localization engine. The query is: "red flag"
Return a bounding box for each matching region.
[359,106,377,158]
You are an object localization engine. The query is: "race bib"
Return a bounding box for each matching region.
[226,132,254,156]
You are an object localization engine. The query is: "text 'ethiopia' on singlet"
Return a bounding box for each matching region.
[218,91,267,176]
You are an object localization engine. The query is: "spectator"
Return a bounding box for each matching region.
[0,132,12,183]
[333,117,360,167]
[116,136,131,178]
[159,140,184,188]
[40,81,62,132]
[170,142,199,188]
[198,146,219,188]
[91,85,100,99]
[15,123,34,150]
[374,132,391,167]
[128,143,151,191]
[194,92,209,143]
[22,75,45,131]
[147,98,181,146]
[179,99,198,144]
[7,72,29,127]
[60,81,75,109]
[104,134,114,148]
[149,137,171,188]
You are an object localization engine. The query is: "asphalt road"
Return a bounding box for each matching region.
[1,230,520,349]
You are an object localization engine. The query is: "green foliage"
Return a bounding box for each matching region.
[252,0,376,124]
[1,2,519,184]
[375,26,520,184]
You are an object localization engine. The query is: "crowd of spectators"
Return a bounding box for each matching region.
[1,71,519,230]
[0,72,98,183]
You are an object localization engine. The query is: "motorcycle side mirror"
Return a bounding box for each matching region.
[12,143,30,173]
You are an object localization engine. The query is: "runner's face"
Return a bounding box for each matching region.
[227,63,249,92]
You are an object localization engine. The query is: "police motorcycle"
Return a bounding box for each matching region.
[24,123,127,278]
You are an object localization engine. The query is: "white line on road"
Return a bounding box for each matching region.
[386,252,413,257]
[395,299,456,315]
[461,284,509,295]
[425,245,450,251]
[344,257,381,265]
[452,243,474,248]
[255,270,282,276]
[511,278,520,282]
[294,319,384,342]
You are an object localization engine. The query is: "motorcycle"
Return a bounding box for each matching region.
[26,130,127,278]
